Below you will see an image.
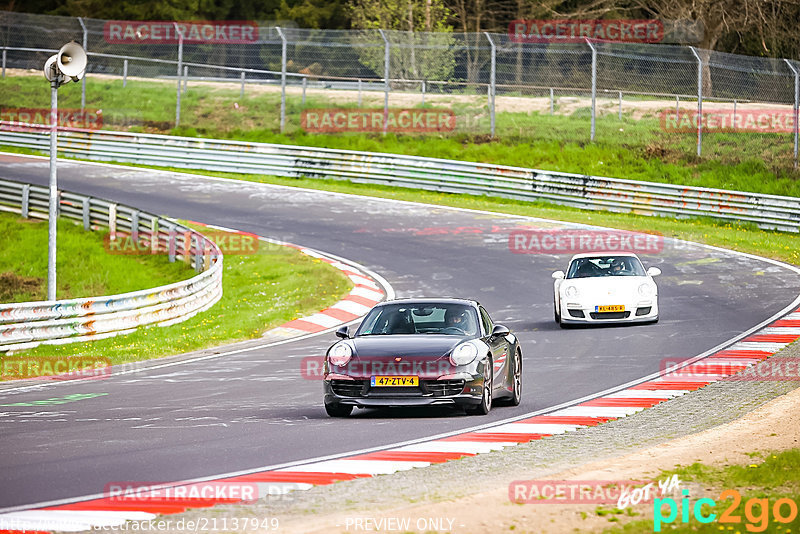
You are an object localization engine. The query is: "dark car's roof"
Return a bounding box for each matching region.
[372,298,480,308]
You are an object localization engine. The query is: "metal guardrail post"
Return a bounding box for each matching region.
[82,197,90,230]
[2,48,6,78]
[302,76,307,105]
[421,80,426,106]
[675,95,679,118]
[174,22,183,128]
[550,88,554,115]
[358,78,362,107]
[689,46,703,156]
[78,17,87,112]
[21,184,30,218]
[240,71,245,98]
[484,32,496,138]
[618,91,622,120]
[183,65,188,94]
[586,39,597,142]
[378,29,390,135]
[276,27,287,133]
[150,216,158,254]
[122,59,128,87]
[784,59,799,167]
[167,224,176,262]
[131,209,139,242]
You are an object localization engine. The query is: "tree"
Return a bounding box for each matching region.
[348,0,456,82]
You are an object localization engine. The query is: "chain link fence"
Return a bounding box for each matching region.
[0,10,798,167]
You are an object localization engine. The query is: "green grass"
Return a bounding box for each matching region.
[8,224,353,365]
[2,74,799,197]
[0,212,195,302]
[603,449,800,533]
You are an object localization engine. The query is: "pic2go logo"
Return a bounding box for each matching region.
[654,489,799,532]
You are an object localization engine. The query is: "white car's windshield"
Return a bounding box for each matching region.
[566,256,646,279]
[357,303,479,336]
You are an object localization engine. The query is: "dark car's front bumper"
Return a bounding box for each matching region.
[323,375,485,408]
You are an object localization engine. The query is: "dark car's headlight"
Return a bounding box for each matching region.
[450,342,479,366]
[329,342,353,367]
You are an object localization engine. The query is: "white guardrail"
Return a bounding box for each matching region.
[1,124,799,232]
[0,177,223,352]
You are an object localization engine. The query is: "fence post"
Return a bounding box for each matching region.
[78,17,87,112]
[2,48,6,78]
[302,76,307,105]
[378,29,390,135]
[784,59,799,167]
[618,91,622,120]
[689,46,703,156]
[358,78,362,107]
[240,71,245,98]
[276,27,287,133]
[484,32,496,138]
[421,80,426,106]
[675,95,679,118]
[183,65,188,94]
[585,39,597,142]
[174,22,183,128]
[550,88,554,115]
[122,59,128,87]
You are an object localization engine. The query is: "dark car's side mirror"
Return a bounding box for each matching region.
[335,325,350,339]
[490,324,510,338]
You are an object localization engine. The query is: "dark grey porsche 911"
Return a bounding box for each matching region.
[323,298,523,417]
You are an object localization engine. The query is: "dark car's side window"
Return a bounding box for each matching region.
[479,307,493,336]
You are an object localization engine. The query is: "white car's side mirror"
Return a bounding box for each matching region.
[552,271,565,280]
[647,267,662,277]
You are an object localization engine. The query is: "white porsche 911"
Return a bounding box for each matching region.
[552,252,660,327]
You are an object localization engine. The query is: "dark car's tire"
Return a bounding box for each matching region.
[466,358,492,415]
[508,349,522,406]
[325,403,353,417]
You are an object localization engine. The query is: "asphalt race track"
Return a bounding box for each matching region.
[2,155,799,510]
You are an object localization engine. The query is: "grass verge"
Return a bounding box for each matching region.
[1,218,353,370]
[602,448,800,532]
[1,74,798,196]
[0,212,195,302]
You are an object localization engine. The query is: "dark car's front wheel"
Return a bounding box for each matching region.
[466,358,492,415]
[325,403,353,417]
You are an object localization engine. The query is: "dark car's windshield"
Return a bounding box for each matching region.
[566,256,646,279]
[356,303,479,336]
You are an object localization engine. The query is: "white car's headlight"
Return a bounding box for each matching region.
[564,285,579,298]
[638,283,655,297]
[328,342,352,367]
[450,342,479,366]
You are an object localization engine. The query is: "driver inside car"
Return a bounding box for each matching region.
[443,308,476,335]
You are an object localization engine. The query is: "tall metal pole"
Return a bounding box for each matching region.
[276,27,287,133]
[174,23,183,128]
[586,39,596,142]
[484,32,496,138]
[690,46,703,156]
[48,79,58,301]
[785,59,799,167]
[78,17,87,112]
[379,29,390,135]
